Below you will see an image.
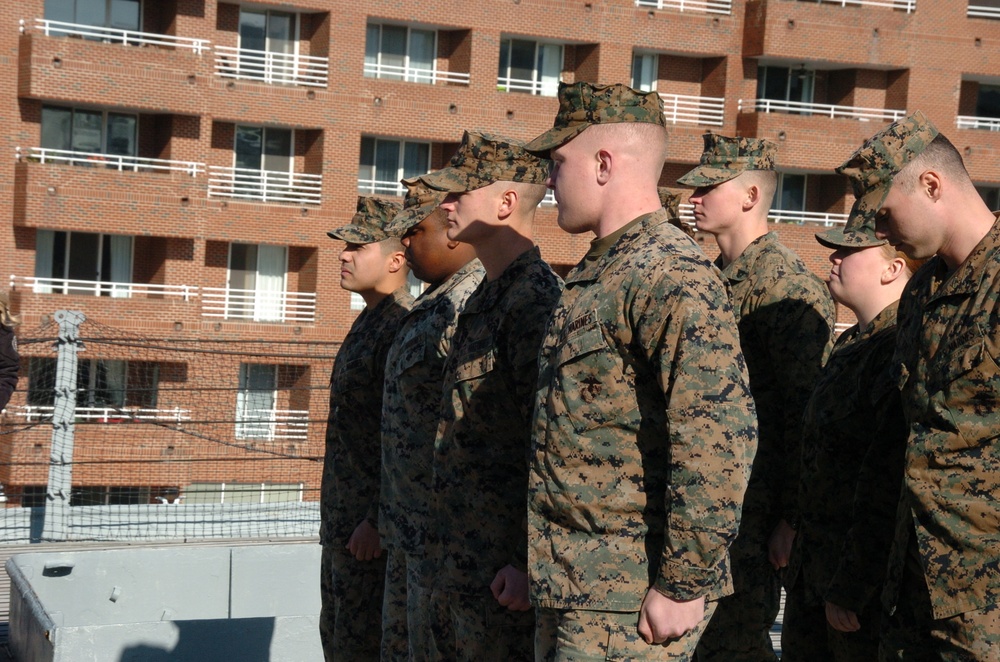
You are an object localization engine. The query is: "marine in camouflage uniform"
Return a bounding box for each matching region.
[834,112,1000,660]
[527,82,757,660]
[378,178,484,661]
[678,134,835,662]
[320,197,414,661]
[416,131,562,661]
[781,225,909,661]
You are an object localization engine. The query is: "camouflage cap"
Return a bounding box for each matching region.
[836,110,939,232]
[524,81,667,157]
[658,187,681,220]
[418,130,548,193]
[327,196,404,244]
[815,225,887,250]
[389,177,447,234]
[677,134,777,187]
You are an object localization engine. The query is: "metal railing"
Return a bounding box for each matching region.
[207,167,322,205]
[635,0,733,15]
[768,209,849,226]
[23,18,209,53]
[956,115,1000,131]
[201,288,317,324]
[660,93,725,126]
[11,405,192,424]
[968,4,1000,18]
[797,0,915,12]
[363,62,470,85]
[214,45,328,88]
[18,147,204,176]
[9,275,197,300]
[496,76,559,96]
[541,190,557,206]
[739,99,907,122]
[357,178,406,197]
[235,409,310,441]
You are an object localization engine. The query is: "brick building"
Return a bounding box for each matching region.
[2,0,999,509]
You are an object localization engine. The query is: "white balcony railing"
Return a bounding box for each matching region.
[541,190,557,206]
[800,0,915,13]
[214,45,328,88]
[678,204,848,227]
[207,167,322,205]
[739,99,907,123]
[969,4,1000,18]
[201,288,317,324]
[236,409,309,441]
[635,0,733,15]
[956,115,1000,131]
[363,62,470,85]
[496,76,559,96]
[11,405,192,423]
[23,18,210,53]
[9,275,197,300]
[357,178,406,197]
[660,93,725,127]
[18,147,204,175]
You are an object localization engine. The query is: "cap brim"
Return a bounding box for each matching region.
[418,167,486,193]
[815,227,887,250]
[524,124,590,158]
[677,165,743,187]
[391,201,440,234]
[845,180,892,232]
[327,224,381,244]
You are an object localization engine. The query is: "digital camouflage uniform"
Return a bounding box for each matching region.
[678,135,835,662]
[526,82,758,661]
[781,227,908,662]
[834,112,1000,661]
[416,131,562,661]
[320,197,414,662]
[0,321,19,410]
[379,176,485,662]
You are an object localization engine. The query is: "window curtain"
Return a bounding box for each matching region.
[254,245,286,322]
[108,235,133,298]
[34,230,55,294]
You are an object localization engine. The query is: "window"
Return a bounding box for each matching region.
[20,486,47,508]
[233,125,294,198]
[44,0,141,33]
[236,363,277,439]
[757,66,815,112]
[228,243,288,321]
[977,186,1000,210]
[773,174,807,213]
[34,230,133,296]
[238,8,297,83]
[358,137,431,196]
[976,84,1000,119]
[632,53,658,92]
[497,38,562,96]
[41,106,138,160]
[185,482,303,504]
[27,357,158,410]
[365,23,436,82]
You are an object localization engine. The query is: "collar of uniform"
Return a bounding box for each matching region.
[835,300,899,355]
[928,211,1000,301]
[408,258,484,314]
[564,208,671,285]
[718,231,779,283]
[368,285,413,319]
[462,247,542,314]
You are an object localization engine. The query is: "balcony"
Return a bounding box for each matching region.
[968,3,1000,18]
[235,409,309,441]
[9,405,192,424]
[200,288,317,324]
[635,0,733,14]
[795,0,915,12]
[363,61,469,85]
[18,147,204,176]
[9,275,196,300]
[22,18,209,53]
[214,46,329,88]
[207,167,322,205]
[739,99,906,122]
[661,93,725,127]
[678,204,848,227]
[357,177,405,197]
[496,75,559,96]
[957,115,1000,131]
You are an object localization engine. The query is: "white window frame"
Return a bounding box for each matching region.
[632,52,659,92]
[773,173,808,212]
[497,37,563,96]
[357,136,432,196]
[364,23,438,83]
[236,363,278,440]
[34,229,134,296]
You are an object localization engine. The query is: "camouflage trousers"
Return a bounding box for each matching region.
[319,543,387,662]
[415,586,534,661]
[536,602,717,662]
[382,546,437,661]
[694,513,780,662]
[880,560,1000,662]
[781,581,879,661]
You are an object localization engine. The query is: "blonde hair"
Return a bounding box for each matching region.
[878,244,925,278]
[0,292,20,327]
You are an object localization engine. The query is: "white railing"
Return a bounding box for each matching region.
[18,147,204,176]
[635,0,733,15]
[236,409,309,441]
[679,203,695,222]
[968,4,1000,18]
[11,405,192,424]
[768,209,849,226]
[207,166,322,205]
[363,62,470,85]
[201,288,317,323]
[541,190,557,206]
[23,18,209,53]
[660,93,725,127]
[496,76,559,96]
[214,45,328,88]
[739,99,906,122]
[357,178,406,197]
[799,0,915,12]
[956,115,1000,131]
[9,275,197,300]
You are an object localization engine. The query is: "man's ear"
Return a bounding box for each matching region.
[497,188,518,220]
[596,149,612,185]
[387,250,406,273]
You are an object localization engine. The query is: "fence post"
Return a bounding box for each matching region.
[41,310,86,541]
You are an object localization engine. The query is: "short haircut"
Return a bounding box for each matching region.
[379,236,405,255]
[506,180,549,209]
[878,243,924,278]
[896,134,969,192]
[741,169,778,207]
[586,122,669,166]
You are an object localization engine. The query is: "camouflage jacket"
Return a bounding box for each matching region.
[790,303,906,614]
[884,214,1000,620]
[379,260,485,554]
[320,287,414,546]
[431,247,562,595]
[718,232,834,528]
[529,210,758,611]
